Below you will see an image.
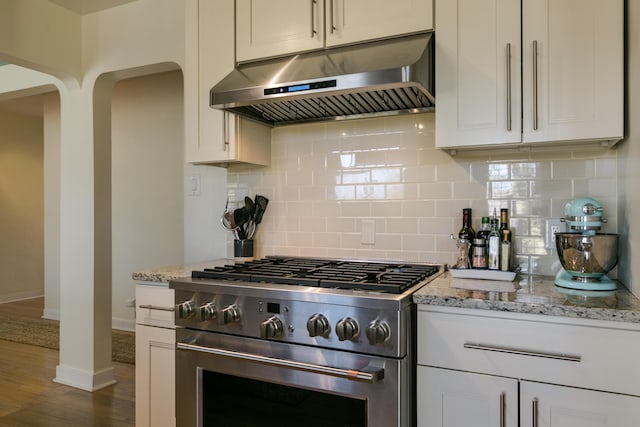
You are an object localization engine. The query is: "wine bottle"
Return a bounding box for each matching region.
[499,208,511,242]
[487,214,500,270]
[500,230,512,272]
[458,208,475,242]
[498,208,513,271]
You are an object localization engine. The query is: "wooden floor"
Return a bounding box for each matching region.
[0,298,135,426]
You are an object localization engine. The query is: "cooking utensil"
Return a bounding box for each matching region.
[233,206,251,228]
[221,211,236,230]
[245,220,256,240]
[253,195,269,225]
[245,196,255,217]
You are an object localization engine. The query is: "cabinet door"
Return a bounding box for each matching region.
[325,0,432,47]
[236,0,324,62]
[417,366,518,427]
[187,0,271,165]
[135,324,176,427]
[435,0,522,149]
[520,381,640,427]
[522,0,623,144]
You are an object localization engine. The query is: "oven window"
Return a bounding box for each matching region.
[202,370,367,426]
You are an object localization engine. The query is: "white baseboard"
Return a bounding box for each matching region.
[0,291,44,304]
[54,364,116,392]
[112,317,135,332]
[43,308,59,320]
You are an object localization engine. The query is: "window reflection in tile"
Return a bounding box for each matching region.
[489,163,509,180]
[356,185,385,200]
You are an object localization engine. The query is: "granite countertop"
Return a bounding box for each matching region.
[132,259,233,283]
[414,271,640,324]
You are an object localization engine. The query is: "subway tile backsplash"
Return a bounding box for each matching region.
[227,113,618,276]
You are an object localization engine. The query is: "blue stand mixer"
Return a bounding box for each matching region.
[554,197,618,291]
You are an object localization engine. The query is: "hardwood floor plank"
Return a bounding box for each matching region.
[0,299,135,426]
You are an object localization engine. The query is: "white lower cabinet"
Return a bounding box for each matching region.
[520,380,640,427]
[418,366,517,427]
[135,284,176,427]
[418,367,640,427]
[417,307,640,427]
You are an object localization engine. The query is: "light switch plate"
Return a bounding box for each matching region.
[187,174,201,196]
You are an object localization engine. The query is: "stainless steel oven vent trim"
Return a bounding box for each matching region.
[210,33,434,126]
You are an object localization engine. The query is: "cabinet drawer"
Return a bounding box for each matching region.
[136,284,175,328]
[417,308,640,396]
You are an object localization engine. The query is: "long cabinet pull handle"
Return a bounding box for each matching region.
[532,40,539,131]
[506,43,512,131]
[500,392,506,427]
[138,304,175,312]
[223,111,229,152]
[310,0,317,38]
[532,398,539,427]
[177,340,384,383]
[463,342,581,362]
[330,0,336,34]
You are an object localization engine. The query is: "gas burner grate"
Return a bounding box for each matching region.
[192,257,440,294]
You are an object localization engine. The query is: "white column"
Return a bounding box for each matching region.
[53,82,115,391]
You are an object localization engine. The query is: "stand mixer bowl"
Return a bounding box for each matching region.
[555,233,618,282]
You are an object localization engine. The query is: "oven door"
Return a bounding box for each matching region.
[175,328,412,427]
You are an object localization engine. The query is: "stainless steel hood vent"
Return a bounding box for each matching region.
[210,33,434,126]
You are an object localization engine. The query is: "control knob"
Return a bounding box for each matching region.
[199,302,217,321]
[335,317,359,342]
[306,313,330,338]
[222,304,241,324]
[260,316,284,339]
[176,301,195,319]
[365,320,391,345]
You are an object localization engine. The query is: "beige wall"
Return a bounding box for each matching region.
[0,105,44,301]
[111,70,184,329]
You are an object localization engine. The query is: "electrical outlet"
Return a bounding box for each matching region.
[361,220,376,245]
[126,298,136,308]
[545,219,564,249]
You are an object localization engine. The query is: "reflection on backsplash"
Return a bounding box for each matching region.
[227,113,618,276]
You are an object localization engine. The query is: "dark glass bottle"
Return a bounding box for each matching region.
[476,216,491,241]
[499,208,511,242]
[458,208,475,242]
[500,209,512,271]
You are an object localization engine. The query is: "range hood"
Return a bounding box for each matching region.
[210,33,434,126]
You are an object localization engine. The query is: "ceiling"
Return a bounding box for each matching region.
[48,0,137,15]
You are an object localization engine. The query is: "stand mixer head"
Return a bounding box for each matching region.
[555,197,618,291]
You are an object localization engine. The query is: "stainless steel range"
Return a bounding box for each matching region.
[171,256,443,427]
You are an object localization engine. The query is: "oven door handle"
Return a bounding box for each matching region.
[177,341,385,383]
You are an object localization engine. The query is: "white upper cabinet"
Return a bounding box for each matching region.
[435,0,623,149]
[236,0,433,62]
[435,0,522,148]
[521,0,623,144]
[185,0,271,165]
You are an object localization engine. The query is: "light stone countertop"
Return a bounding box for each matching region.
[414,271,640,324]
[132,259,234,284]
[133,261,640,324]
